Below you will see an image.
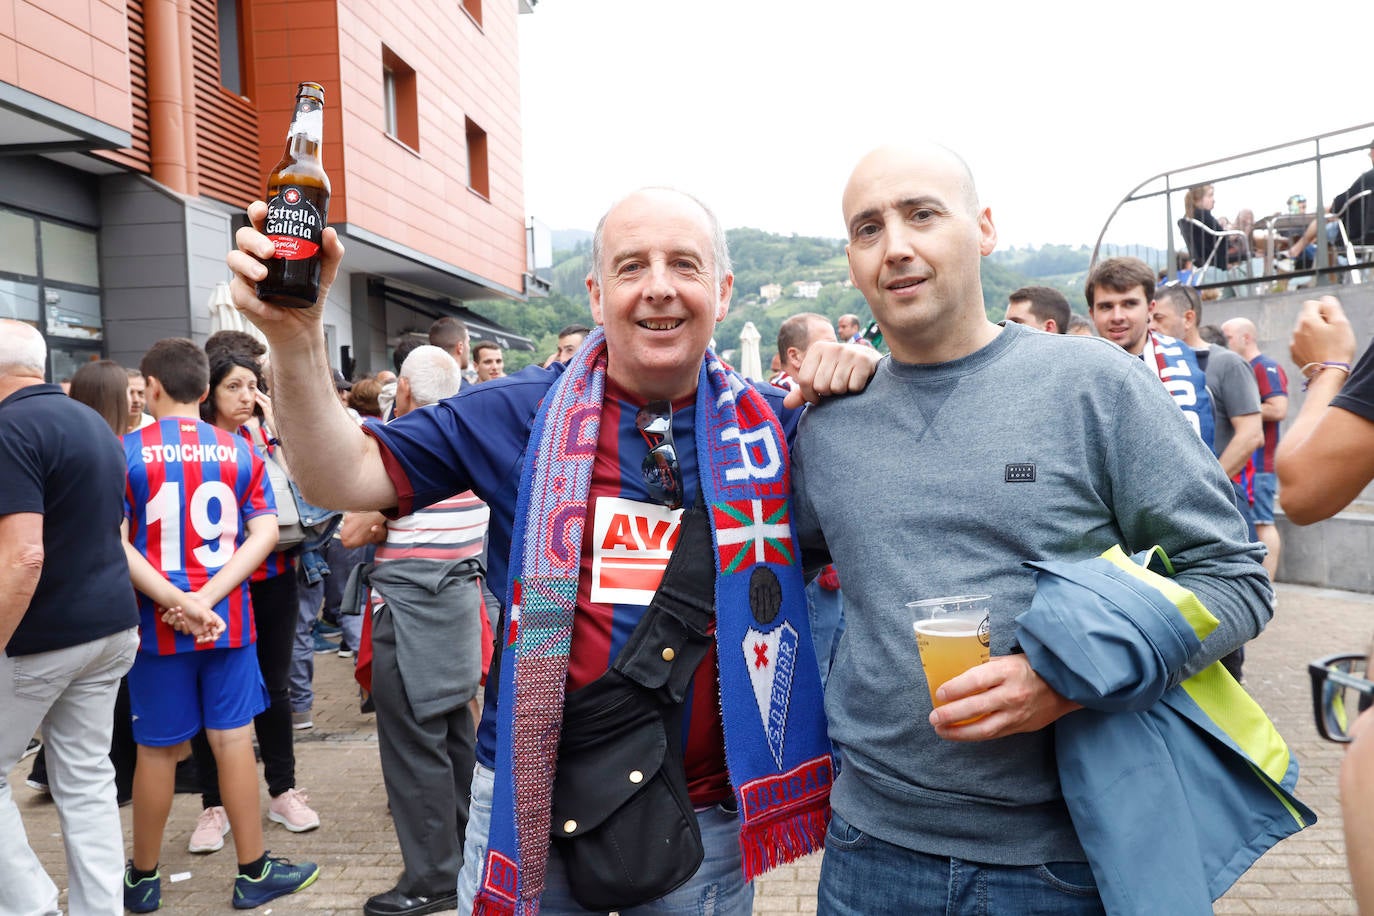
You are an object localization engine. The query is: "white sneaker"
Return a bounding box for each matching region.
[188,805,230,853]
[268,787,321,832]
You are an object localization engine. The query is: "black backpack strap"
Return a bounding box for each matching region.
[611,500,716,704]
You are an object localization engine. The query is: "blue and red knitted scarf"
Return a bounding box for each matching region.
[472,329,832,915]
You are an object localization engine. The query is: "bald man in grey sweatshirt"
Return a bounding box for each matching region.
[792,144,1270,915]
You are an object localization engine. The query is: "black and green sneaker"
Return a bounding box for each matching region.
[123,863,161,913]
[232,853,320,909]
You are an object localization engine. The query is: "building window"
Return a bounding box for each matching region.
[466,118,488,198]
[462,0,482,27]
[217,0,246,95]
[381,47,419,150]
[0,207,104,379]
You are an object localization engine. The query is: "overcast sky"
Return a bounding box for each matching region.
[517,0,1374,251]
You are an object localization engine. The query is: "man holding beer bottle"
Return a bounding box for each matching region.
[789,143,1271,914]
[227,182,881,915]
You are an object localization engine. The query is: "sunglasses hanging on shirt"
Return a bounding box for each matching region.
[635,400,683,510]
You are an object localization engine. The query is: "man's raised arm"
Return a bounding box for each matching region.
[227,200,397,511]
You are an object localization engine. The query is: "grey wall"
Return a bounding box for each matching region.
[99,173,193,367]
[0,156,99,226]
[349,273,388,375]
[185,199,233,343]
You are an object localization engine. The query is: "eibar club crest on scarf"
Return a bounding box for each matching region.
[743,621,799,768]
[473,329,833,915]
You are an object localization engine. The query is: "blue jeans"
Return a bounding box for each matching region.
[1251,471,1278,525]
[458,763,754,915]
[817,810,1104,916]
[1231,479,1258,543]
[806,581,844,687]
[289,567,324,712]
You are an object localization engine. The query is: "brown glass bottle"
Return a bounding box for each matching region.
[258,82,330,309]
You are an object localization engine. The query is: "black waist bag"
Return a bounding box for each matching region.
[549,504,716,911]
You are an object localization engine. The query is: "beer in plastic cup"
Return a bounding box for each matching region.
[909,595,991,708]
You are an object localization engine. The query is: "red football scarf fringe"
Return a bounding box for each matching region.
[740,804,832,881]
[471,895,515,916]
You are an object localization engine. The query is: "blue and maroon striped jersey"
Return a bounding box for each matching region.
[363,363,804,807]
[1250,354,1288,474]
[567,383,734,803]
[124,417,276,654]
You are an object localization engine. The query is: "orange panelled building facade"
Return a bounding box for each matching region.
[0,0,537,378]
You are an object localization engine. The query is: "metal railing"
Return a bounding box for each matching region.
[1091,121,1374,294]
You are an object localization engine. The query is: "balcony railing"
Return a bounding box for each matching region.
[1091,121,1374,295]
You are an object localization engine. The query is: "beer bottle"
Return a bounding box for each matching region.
[258,82,330,309]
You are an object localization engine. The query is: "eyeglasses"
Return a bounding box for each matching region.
[635,400,682,510]
[1308,653,1374,742]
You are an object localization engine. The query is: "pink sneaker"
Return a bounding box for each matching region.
[268,787,321,832]
[188,805,230,853]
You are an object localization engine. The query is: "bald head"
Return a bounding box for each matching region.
[842,143,980,236]
[839,142,998,365]
[0,319,46,378]
[590,187,731,289]
[1221,317,1260,359]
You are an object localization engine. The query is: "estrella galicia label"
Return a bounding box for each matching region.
[264,185,323,260]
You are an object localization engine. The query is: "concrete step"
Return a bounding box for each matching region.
[1277,502,1374,592]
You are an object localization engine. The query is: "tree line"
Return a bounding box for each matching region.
[473,232,1099,371]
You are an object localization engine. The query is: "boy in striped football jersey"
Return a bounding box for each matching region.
[119,338,318,912]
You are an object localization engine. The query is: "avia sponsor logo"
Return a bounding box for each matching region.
[743,621,798,768]
[589,496,683,605]
[738,755,833,824]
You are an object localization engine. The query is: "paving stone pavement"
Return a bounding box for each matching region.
[8,582,1372,914]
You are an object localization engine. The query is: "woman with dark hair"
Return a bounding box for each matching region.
[69,359,129,436]
[184,351,320,854]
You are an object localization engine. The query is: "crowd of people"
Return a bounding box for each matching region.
[1170,138,1374,286]
[2,138,1371,916]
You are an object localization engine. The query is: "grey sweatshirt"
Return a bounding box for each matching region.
[792,321,1272,866]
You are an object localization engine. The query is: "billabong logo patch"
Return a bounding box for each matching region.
[1005,463,1036,482]
[743,622,799,768]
